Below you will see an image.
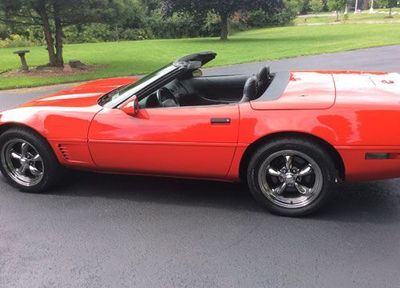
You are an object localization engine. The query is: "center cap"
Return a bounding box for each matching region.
[20,158,28,165]
[285,173,296,184]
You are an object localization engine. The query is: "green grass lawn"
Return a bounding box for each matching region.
[294,8,400,24]
[1,22,400,89]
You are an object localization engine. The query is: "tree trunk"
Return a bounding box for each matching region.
[53,1,64,67]
[34,5,57,66]
[220,13,229,41]
[336,10,339,21]
[115,24,120,42]
[54,22,64,67]
[389,7,392,18]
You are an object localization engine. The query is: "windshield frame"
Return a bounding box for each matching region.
[100,63,181,108]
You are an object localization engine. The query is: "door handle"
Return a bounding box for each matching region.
[210,118,231,124]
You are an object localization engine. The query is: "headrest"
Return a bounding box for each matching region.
[257,66,270,81]
[240,76,257,103]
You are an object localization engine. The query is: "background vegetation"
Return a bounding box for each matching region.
[1,22,400,89]
[1,0,398,48]
[0,0,399,90]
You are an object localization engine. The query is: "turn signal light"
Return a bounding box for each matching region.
[365,153,400,160]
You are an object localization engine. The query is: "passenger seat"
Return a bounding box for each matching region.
[240,77,257,103]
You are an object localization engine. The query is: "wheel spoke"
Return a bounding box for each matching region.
[284,155,293,170]
[267,167,283,177]
[10,151,22,160]
[294,182,312,195]
[29,165,42,176]
[17,165,28,175]
[297,164,313,177]
[21,142,29,156]
[272,182,287,195]
[32,154,42,162]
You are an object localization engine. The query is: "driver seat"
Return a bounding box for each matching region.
[240,76,257,103]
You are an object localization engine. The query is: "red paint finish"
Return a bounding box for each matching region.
[88,104,239,178]
[19,77,137,108]
[1,71,400,183]
[251,72,336,110]
[0,77,138,168]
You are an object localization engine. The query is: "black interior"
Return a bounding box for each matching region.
[240,77,258,103]
[180,75,249,106]
[141,66,274,108]
[256,67,272,97]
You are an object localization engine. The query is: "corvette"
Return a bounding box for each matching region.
[1,51,400,216]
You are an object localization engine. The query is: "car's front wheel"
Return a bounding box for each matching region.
[247,138,336,216]
[0,127,62,192]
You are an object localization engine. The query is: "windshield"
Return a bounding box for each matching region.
[99,63,178,107]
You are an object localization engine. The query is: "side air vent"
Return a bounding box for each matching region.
[58,144,70,160]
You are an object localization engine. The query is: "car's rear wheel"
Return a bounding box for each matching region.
[0,127,62,192]
[247,138,336,216]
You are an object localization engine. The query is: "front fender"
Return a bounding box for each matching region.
[0,106,100,168]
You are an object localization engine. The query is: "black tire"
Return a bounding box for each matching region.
[0,127,63,193]
[247,137,336,217]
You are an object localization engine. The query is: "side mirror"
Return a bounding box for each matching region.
[121,95,139,116]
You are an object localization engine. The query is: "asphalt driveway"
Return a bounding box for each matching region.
[1,45,400,288]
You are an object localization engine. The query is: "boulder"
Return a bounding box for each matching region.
[69,60,86,69]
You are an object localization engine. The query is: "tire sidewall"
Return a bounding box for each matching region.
[247,139,336,216]
[0,128,60,193]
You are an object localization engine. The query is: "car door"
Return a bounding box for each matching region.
[88,104,239,179]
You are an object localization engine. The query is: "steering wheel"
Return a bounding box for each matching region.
[156,87,180,107]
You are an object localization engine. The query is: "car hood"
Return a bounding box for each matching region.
[18,77,138,108]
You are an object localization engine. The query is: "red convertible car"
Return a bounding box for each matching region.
[1,51,400,216]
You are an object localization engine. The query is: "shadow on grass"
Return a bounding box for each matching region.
[177,34,356,45]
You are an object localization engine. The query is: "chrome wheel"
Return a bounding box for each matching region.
[1,139,44,187]
[258,150,323,209]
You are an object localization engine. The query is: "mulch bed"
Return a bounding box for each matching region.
[2,64,103,77]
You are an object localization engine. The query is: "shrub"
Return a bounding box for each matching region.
[290,0,311,15]
[310,0,324,12]
[120,28,152,40]
[148,10,206,38]
[246,7,297,28]
[0,34,36,48]
[64,24,115,43]
[200,12,222,37]
[0,23,9,40]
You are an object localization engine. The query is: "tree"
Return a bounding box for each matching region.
[162,0,284,40]
[141,0,161,15]
[384,0,397,17]
[0,0,125,67]
[110,0,149,41]
[310,0,324,12]
[328,0,347,21]
[0,11,7,39]
[289,0,311,15]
